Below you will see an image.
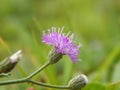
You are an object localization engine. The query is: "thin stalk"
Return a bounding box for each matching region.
[26,61,50,79]
[28,80,69,89]
[0,61,70,89]
[0,78,27,85]
[0,79,69,89]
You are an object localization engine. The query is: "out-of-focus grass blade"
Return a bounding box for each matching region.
[26,29,41,68]
[17,65,27,77]
[106,81,120,90]
[0,37,11,53]
[62,58,73,85]
[112,61,120,82]
[94,43,120,81]
[32,17,46,34]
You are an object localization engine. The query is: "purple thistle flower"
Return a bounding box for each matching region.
[42,27,80,63]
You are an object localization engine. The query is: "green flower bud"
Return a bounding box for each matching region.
[68,74,88,90]
[0,50,22,74]
[48,48,63,64]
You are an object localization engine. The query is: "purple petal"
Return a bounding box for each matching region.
[42,27,80,63]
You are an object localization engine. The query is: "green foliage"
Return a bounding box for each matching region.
[83,83,105,90]
[0,0,120,90]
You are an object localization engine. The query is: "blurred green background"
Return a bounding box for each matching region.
[0,0,120,90]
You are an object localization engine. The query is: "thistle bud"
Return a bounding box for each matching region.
[0,50,22,74]
[68,74,88,90]
[48,48,63,64]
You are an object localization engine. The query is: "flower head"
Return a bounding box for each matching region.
[0,50,22,74]
[42,27,80,63]
[68,74,88,90]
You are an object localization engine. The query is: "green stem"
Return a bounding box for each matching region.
[0,61,70,89]
[0,78,27,85]
[26,61,50,79]
[29,80,69,89]
[0,79,69,89]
